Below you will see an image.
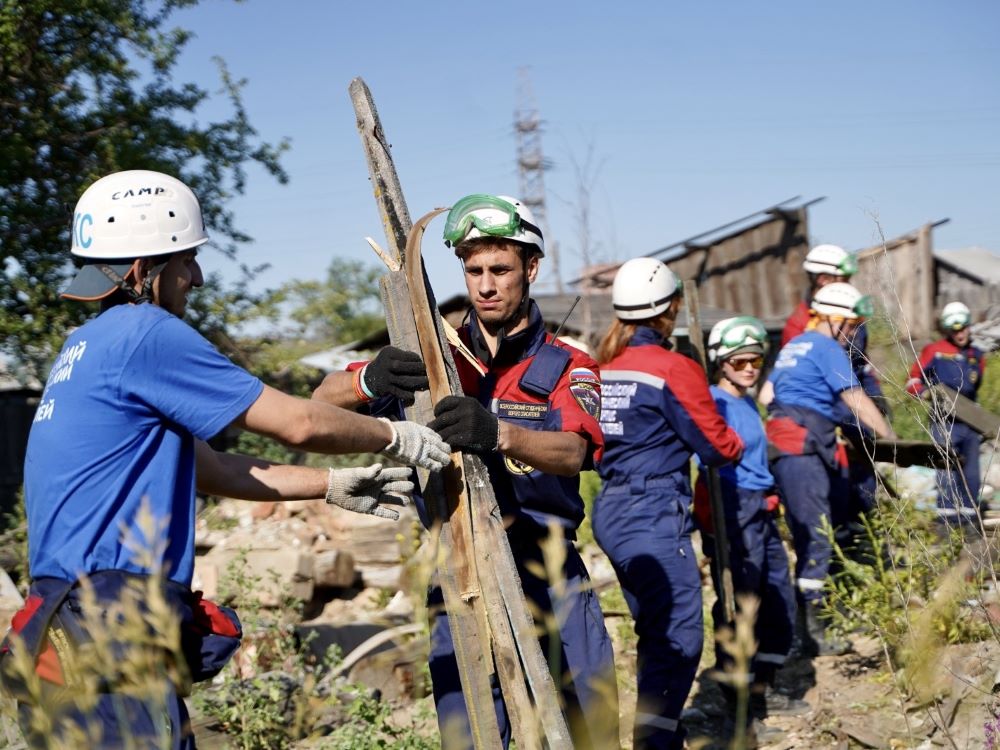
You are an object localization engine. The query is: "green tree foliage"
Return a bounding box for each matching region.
[0,0,288,377]
[278,259,385,345]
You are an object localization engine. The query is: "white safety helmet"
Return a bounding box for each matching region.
[63,170,208,301]
[708,316,768,363]
[70,170,208,260]
[802,244,858,277]
[809,282,872,320]
[443,193,544,257]
[939,301,971,331]
[612,257,682,321]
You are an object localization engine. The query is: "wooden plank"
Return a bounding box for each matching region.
[350,80,500,749]
[845,438,961,469]
[683,280,735,622]
[928,383,1000,438]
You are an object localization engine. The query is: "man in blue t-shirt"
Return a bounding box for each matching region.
[6,171,450,749]
[759,283,894,658]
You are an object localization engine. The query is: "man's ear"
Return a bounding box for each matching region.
[525,253,540,284]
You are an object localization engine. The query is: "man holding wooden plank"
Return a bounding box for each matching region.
[314,193,618,749]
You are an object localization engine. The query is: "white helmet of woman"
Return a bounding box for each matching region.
[708,316,768,363]
[809,282,872,319]
[442,193,544,257]
[802,244,858,277]
[611,257,682,321]
[939,301,971,331]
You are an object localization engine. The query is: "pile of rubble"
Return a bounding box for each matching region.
[191,497,428,699]
[192,498,421,603]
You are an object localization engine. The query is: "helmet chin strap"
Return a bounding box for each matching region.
[97,259,169,304]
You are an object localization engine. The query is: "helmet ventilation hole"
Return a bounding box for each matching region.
[169,211,175,217]
[107,216,115,223]
[171,235,177,242]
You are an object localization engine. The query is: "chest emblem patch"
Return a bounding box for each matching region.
[568,367,601,420]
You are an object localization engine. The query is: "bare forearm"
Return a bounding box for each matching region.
[841,388,896,440]
[313,370,365,409]
[196,444,327,501]
[498,423,587,476]
[757,380,775,408]
[237,384,393,455]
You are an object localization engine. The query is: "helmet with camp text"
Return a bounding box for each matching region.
[443,194,544,257]
[70,170,208,260]
[63,170,208,301]
[803,244,857,277]
[708,316,768,363]
[612,257,682,321]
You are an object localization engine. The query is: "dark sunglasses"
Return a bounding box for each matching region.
[725,356,764,371]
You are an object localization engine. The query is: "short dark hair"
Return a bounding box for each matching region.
[454,237,540,263]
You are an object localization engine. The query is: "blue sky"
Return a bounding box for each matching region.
[172,1,999,304]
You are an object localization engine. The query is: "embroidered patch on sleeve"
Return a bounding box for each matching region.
[504,456,535,475]
[568,367,601,419]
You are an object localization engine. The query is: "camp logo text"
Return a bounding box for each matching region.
[112,186,168,200]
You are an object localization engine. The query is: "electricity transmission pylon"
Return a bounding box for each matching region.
[514,67,561,293]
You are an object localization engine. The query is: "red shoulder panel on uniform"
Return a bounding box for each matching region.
[781,301,811,347]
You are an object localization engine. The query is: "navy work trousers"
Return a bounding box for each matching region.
[593,474,703,750]
[702,494,795,686]
[772,454,850,604]
[933,419,981,520]
[14,575,196,749]
[428,525,618,750]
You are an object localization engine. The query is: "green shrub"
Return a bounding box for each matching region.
[823,492,991,662]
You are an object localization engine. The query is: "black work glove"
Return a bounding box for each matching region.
[428,395,500,454]
[362,346,429,405]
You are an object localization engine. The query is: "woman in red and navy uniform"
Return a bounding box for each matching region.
[906,301,987,522]
[593,258,743,750]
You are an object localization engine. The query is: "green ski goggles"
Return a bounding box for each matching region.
[854,295,874,318]
[838,255,859,277]
[718,316,768,349]
[443,194,523,247]
[941,313,970,331]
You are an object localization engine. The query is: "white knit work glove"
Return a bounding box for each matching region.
[325,464,414,521]
[377,418,451,471]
